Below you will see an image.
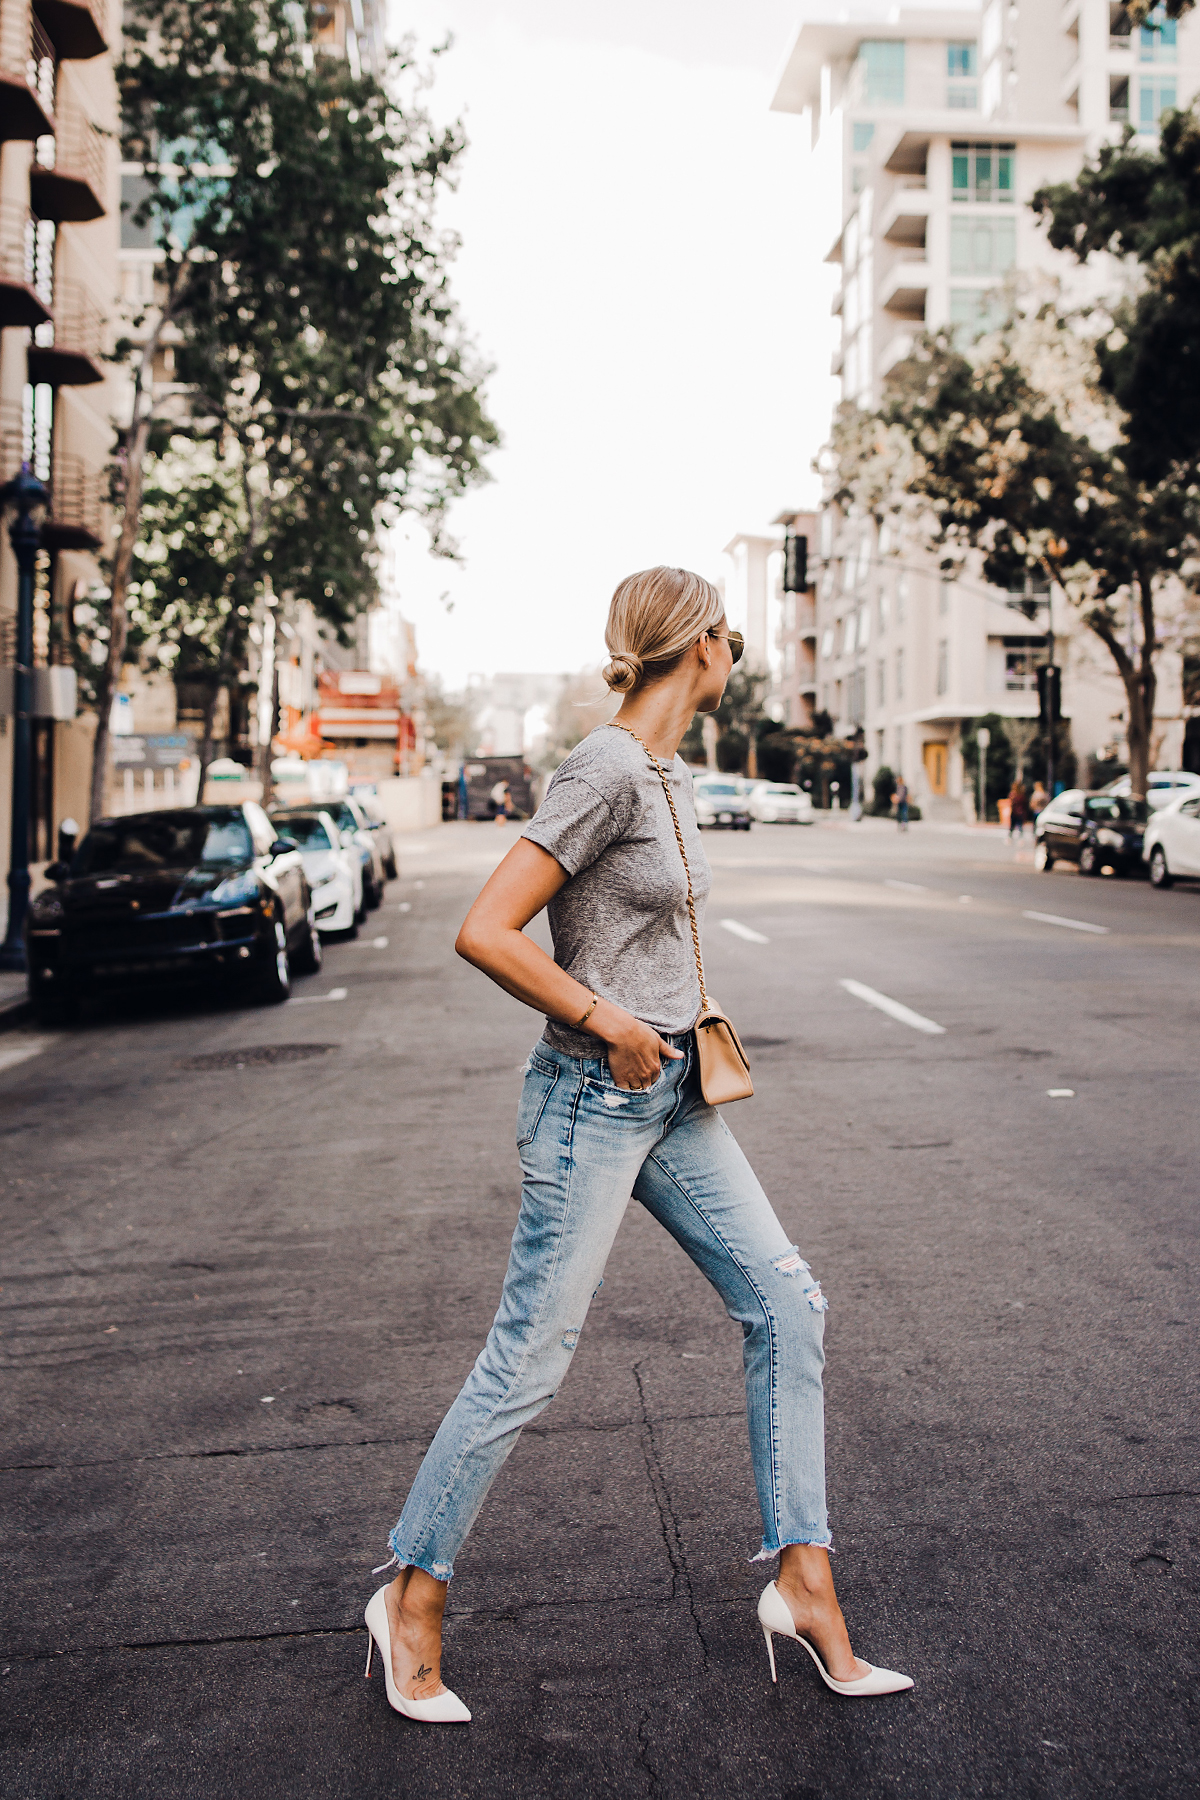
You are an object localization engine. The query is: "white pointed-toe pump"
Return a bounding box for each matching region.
[364,1586,472,1723]
[758,1581,914,1697]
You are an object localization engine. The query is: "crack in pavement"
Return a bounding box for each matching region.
[633,1363,709,1672]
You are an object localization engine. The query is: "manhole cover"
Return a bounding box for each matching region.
[178,1044,339,1070]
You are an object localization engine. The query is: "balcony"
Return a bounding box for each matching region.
[0,202,53,328]
[44,451,104,551]
[0,5,56,142]
[879,183,930,249]
[31,106,107,221]
[32,0,108,61]
[28,278,105,385]
[880,258,930,321]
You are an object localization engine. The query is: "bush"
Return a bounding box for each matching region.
[756,732,799,783]
[716,729,748,773]
[871,765,897,814]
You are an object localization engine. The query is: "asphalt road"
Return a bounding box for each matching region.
[2,815,1197,1799]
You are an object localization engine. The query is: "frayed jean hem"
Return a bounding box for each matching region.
[750,1535,834,1563]
[382,1534,456,1584]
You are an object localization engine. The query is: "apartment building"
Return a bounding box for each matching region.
[0,0,118,887]
[771,1,1195,810]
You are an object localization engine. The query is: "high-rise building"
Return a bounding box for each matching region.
[1,0,119,885]
[771,1,1195,810]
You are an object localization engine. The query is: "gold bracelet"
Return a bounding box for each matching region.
[574,990,599,1030]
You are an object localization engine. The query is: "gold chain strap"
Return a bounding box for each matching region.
[606,722,709,1014]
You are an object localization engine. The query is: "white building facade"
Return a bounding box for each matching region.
[772,1,1196,809]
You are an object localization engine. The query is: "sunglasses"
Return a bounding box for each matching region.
[706,628,744,665]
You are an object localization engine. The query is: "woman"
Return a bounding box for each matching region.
[1008,781,1028,840]
[364,567,913,1721]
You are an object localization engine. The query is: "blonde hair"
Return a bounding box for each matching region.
[601,566,724,694]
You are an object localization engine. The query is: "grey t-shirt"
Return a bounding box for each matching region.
[522,725,711,1057]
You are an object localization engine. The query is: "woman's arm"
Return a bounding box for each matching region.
[455,840,683,1089]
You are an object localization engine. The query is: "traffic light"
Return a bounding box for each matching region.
[783,534,808,593]
[1037,663,1060,729]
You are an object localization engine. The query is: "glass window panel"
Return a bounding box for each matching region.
[861,40,906,105]
[950,216,971,273]
[853,121,875,152]
[952,150,970,196]
[948,41,977,76]
[997,151,1014,197]
[996,217,1016,270]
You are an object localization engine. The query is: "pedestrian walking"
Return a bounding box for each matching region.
[1029,780,1048,818]
[363,565,913,1722]
[489,778,511,826]
[456,766,469,820]
[1008,780,1028,839]
[895,776,909,831]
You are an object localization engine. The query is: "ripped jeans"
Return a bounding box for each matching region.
[387,1031,830,1581]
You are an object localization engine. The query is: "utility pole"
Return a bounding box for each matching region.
[0,468,49,972]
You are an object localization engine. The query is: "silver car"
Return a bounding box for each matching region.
[693,777,752,831]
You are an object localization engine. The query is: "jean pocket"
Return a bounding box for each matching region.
[516,1060,560,1147]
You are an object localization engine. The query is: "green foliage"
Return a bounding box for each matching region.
[1033,106,1200,482]
[960,715,1015,820]
[713,666,770,737]
[871,765,897,814]
[756,732,799,783]
[679,714,707,765]
[716,729,748,773]
[110,0,497,706]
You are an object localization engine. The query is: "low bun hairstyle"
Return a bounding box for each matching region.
[602,566,724,695]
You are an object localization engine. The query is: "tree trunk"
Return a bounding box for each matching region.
[89,412,151,823]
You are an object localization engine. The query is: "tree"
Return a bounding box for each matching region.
[92,0,497,813]
[837,304,1196,796]
[1033,105,1200,482]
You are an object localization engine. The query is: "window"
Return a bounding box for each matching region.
[1111,76,1130,123]
[860,40,905,106]
[1139,79,1176,125]
[947,40,977,107]
[895,575,907,625]
[1140,9,1177,61]
[1003,641,1040,690]
[950,286,1010,340]
[852,121,875,153]
[939,581,951,616]
[936,639,949,695]
[950,215,1016,275]
[876,659,886,705]
[951,141,1015,203]
[877,589,889,634]
[895,647,905,699]
[842,614,857,655]
[821,627,834,659]
[857,601,870,646]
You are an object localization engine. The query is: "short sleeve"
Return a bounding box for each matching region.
[521,775,629,877]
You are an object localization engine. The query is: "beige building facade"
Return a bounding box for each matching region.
[772,1,1195,811]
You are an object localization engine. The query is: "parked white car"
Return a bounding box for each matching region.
[747,781,814,825]
[1143,790,1200,888]
[269,808,363,934]
[1104,770,1200,812]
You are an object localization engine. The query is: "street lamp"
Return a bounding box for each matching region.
[976,726,990,824]
[0,465,50,972]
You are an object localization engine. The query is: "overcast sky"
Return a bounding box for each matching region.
[384,1,845,686]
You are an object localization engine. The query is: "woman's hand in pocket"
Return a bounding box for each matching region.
[601,1011,684,1090]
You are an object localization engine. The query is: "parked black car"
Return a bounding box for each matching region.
[1034,790,1147,876]
[25,803,321,1020]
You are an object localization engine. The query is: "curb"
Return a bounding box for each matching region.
[0,990,32,1034]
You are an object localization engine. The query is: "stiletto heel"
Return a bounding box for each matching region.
[762,1622,778,1684]
[365,1631,374,1678]
[363,1585,471,1724]
[756,1582,913,1697]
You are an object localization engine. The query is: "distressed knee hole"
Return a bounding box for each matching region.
[772,1247,828,1312]
[561,1328,580,1350]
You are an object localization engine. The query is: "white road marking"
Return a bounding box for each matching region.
[348,936,388,948]
[1023,910,1109,935]
[720,918,770,945]
[839,979,946,1036]
[290,987,348,1005]
[395,902,412,913]
[0,1036,50,1076]
[884,879,928,893]
[959,895,973,903]
[1047,1088,1076,1098]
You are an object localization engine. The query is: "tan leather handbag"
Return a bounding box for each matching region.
[608,725,754,1106]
